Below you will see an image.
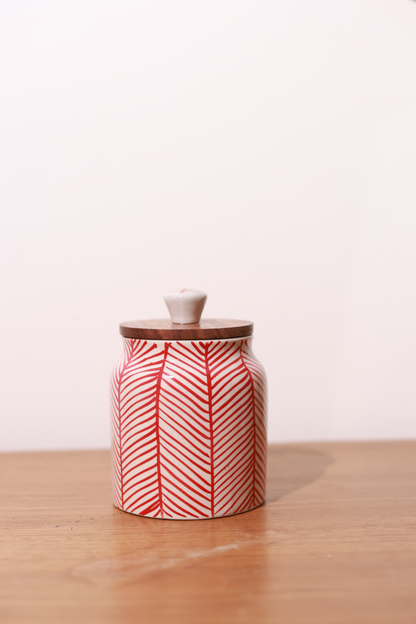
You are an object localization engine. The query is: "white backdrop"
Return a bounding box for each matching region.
[1,0,415,451]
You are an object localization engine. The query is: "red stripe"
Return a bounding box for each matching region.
[216,480,252,514]
[120,403,157,427]
[191,342,207,358]
[211,365,247,393]
[175,342,206,362]
[123,450,158,472]
[159,441,211,486]
[165,363,209,393]
[123,482,159,505]
[203,343,215,517]
[159,405,210,443]
[161,464,211,503]
[215,434,254,469]
[210,357,243,384]
[163,501,188,518]
[213,387,252,419]
[160,387,210,425]
[122,370,160,392]
[162,494,201,519]
[212,403,252,438]
[212,378,252,410]
[233,489,254,514]
[123,452,158,477]
[167,350,206,376]
[215,474,253,514]
[130,498,159,515]
[123,471,158,490]
[214,454,254,489]
[122,426,156,456]
[214,458,254,498]
[212,368,248,400]
[163,484,209,515]
[159,414,210,456]
[163,377,209,407]
[122,422,156,447]
[208,344,236,371]
[160,427,211,467]
[114,340,142,506]
[121,412,156,437]
[121,380,159,404]
[214,420,253,454]
[212,396,253,432]
[215,442,254,481]
[159,396,209,432]
[170,345,205,368]
[240,345,256,507]
[120,395,159,426]
[126,490,159,511]
[154,342,170,518]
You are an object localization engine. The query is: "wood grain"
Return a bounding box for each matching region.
[1,441,415,624]
[119,318,253,340]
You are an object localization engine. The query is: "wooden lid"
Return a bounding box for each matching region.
[119,319,253,341]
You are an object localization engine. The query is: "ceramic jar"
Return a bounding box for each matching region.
[110,290,267,520]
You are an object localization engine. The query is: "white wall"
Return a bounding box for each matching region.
[0,0,415,451]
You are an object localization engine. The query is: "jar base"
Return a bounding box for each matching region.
[112,500,265,521]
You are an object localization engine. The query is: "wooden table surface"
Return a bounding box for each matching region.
[1,441,415,624]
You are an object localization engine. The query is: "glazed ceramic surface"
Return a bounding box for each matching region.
[110,336,267,519]
[163,289,207,324]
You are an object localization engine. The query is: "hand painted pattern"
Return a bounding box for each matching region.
[110,339,166,515]
[111,337,267,519]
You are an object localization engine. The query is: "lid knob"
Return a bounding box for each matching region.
[164,289,207,325]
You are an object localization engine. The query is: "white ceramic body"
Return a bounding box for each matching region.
[110,336,267,519]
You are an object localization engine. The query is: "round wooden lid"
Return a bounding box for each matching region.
[119,319,253,341]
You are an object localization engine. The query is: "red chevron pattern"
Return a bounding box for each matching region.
[111,337,267,519]
[110,339,166,515]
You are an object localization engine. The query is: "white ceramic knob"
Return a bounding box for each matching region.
[164,289,207,324]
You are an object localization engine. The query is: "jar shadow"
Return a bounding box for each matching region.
[266,444,334,503]
[71,445,333,595]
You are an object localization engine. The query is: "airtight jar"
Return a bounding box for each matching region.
[110,290,267,520]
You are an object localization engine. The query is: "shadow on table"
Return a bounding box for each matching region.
[71,445,333,592]
[266,445,334,503]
